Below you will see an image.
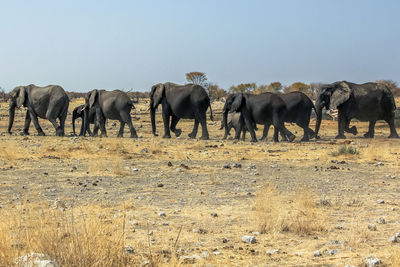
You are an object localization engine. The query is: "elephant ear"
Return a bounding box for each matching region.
[330,82,351,110]
[231,94,244,112]
[16,87,27,108]
[152,84,165,108]
[88,89,99,108]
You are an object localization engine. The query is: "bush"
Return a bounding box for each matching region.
[330,145,359,156]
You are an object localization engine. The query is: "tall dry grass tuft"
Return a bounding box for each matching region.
[389,247,400,267]
[0,201,144,266]
[253,186,327,235]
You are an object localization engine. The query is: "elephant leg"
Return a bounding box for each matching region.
[260,124,270,141]
[117,121,125,137]
[92,123,99,137]
[196,109,209,140]
[273,126,279,142]
[29,108,45,136]
[120,112,138,138]
[364,120,376,138]
[241,127,247,141]
[22,110,31,135]
[189,119,199,138]
[386,117,399,138]
[170,115,181,137]
[242,110,257,142]
[48,117,63,136]
[97,109,107,137]
[335,113,346,139]
[223,123,232,139]
[162,109,171,138]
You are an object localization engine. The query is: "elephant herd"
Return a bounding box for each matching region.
[6,81,399,141]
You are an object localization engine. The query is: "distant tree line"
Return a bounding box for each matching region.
[0,77,399,103]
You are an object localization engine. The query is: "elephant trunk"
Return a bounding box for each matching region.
[8,102,16,134]
[222,108,229,137]
[72,109,78,135]
[150,105,158,136]
[314,99,324,138]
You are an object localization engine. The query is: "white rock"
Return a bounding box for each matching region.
[200,251,210,258]
[314,250,322,257]
[365,257,380,267]
[15,252,58,267]
[242,235,256,244]
[158,211,166,217]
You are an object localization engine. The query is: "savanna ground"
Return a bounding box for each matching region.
[0,98,399,266]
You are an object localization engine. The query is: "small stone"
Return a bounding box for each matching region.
[200,251,210,258]
[210,213,218,217]
[389,233,400,243]
[233,163,242,168]
[376,162,384,166]
[141,148,148,153]
[176,168,182,172]
[324,249,340,255]
[295,252,303,256]
[365,257,380,267]
[242,235,256,244]
[378,218,386,224]
[132,168,139,172]
[223,163,231,169]
[43,172,48,175]
[157,183,164,188]
[158,211,166,217]
[314,250,322,257]
[162,222,169,226]
[147,230,153,235]
[167,161,173,167]
[368,223,377,231]
[222,238,229,243]
[192,228,208,234]
[267,249,279,255]
[125,245,135,254]
[280,148,288,152]
[377,199,385,204]
[213,251,221,255]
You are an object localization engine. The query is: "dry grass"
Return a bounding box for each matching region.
[253,186,327,236]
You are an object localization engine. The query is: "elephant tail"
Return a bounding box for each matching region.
[209,102,214,121]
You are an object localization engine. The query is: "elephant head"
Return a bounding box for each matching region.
[149,83,165,136]
[8,85,32,134]
[315,81,351,136]
[222,94,244,136]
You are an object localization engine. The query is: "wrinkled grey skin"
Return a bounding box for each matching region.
[72,104,97,136]
[223,93,295,142]
[8,84,69,136]
[260,91,317,142]
[83,89,137,138]
[220,112,257,140]
[150,82,213,140]
[315,81,399,139]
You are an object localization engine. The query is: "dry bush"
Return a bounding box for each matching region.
[88,158,129,176]
[253,186,327,235]
[346,220,372,248]
[0,202,139,266]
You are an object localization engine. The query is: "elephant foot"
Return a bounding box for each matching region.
[251,138,258,143]
[287,134,296,142]
[259,137,266,141]
[308,130,316,139]
[56,128,64,137]
[130,133,138,138]
[335,134,346,139]
[100,134,107,138]
[174,129,182,137]
[301,136,310,142]
[20,131,29,136]
[349,126,358,135]
[38,131,45,136]
[117,133,123,138]
[163,135,171,139]
[388,133,399,138]
[188,133,196,139]
[363,132,374,138]
[200,135,209,140]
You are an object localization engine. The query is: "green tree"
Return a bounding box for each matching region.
[229,83,256,93]
[284,82,311,96]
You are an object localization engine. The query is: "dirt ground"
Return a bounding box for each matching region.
[0,99,399,266]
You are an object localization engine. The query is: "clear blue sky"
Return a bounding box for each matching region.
[0,0,399,92]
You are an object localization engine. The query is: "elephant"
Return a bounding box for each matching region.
[8,84,69,136]
[260,91,317,142]
[150,82,213,140]
[220,112,257,140]
[82,89,138,138]
[72,104,97,136]
[222,93,295,142]
[315,81,399,139]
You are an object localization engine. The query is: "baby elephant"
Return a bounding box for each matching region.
[220,112,257,140]
[72,104,97,136]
